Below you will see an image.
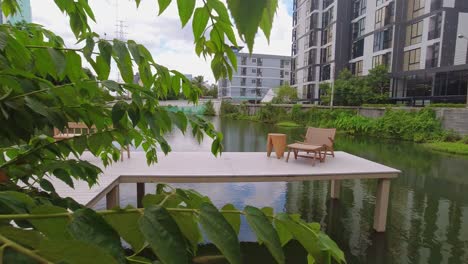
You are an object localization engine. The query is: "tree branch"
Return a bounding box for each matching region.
[0,234,51,264]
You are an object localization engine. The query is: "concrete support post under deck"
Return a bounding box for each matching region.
[373,179,391,232]
[106,185,120,209]
[137,183,145,208]
[330,180,341,199]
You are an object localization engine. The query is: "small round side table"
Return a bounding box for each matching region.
[266,133,287,159]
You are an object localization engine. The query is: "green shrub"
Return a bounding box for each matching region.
[257,103,287,123]
[439,130,462,142]
[203,100,216,116]
[460,135,468,144]
[290,104,304,122]
[239,101,249,115]
[220,100,239,115]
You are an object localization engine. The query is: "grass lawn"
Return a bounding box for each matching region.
[276,121,302,127]
[424,142,468,156]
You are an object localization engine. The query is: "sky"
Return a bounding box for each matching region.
[31,0,294,84]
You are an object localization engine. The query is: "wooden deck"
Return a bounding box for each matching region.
[50,151,400,232]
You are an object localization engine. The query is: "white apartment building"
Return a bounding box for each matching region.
[218,50,291,101]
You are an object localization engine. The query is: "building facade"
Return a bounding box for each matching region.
[1,0,32,24]
[218,52,291,101]
[291,0,468,104]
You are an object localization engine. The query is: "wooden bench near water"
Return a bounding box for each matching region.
[50,151,400,232]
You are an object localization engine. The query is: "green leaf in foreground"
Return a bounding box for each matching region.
[30,205,71,240]
[221,203,240,235]
[39,239,118,264]
[198,202,241,264]
[103,209,146,252]
[170,211,201,254]
[244,206,284,264]
[177,0,196,27]
[138,205,188,264]
[68,208,126,264]
[192,7,210,40]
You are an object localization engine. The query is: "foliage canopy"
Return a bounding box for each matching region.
[0,0,345,263]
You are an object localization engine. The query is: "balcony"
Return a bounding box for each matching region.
[257,59,263,67]
[241,57,247,65]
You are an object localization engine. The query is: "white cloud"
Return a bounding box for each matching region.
[31,0,292,83]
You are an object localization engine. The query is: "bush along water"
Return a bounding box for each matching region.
[203,100,216,116]
[221,103,451,143]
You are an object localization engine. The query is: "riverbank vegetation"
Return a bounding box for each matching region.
[221,102,467,155]
[424,141,468,156]
[203,100,216,116]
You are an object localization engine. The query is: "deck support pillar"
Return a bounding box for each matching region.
[330,180,341,199]
[373,179,391,232]
[137,183,145,208]
[106,185,120,209]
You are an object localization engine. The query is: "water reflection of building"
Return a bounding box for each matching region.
[283,136,468,263]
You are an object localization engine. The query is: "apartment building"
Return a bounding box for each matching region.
[218,51,291,101]
[291,0,468,104]
[291,0,352,101]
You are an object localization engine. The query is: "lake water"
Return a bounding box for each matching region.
[96,117,468,264]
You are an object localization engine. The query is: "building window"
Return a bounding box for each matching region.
[241,78,246,86]
[241,67,246,76]
[308,49,317,65]
[374,27,393,51]
[353,0,366,19]
[352,39,364,59]
[426,42,440,68]
[430,0,442,11]
[252,58,256,63]
[428,13,442,40]
[320,64,331,81]
[256,78,262,87]
[240,88,246,96]
[252,68,257,73]
[323,0,334,9]
[308,30,317,47]
[241,57,247,65]
[352,18,366,39]
[375,6,385,29]
[310,13,318,29]
[407,0,426,20]
[251,79,256,84]
[321,45,333,63]
[403,48,421,71]
[322,26,333,45]
[405,20,423,46]
[310,0,319,12]
[322,7,334,28]
[350,61,363,76]
[257,58,263,66]
[372,52,391,68]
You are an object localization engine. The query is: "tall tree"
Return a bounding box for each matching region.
[0,1,344,263]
